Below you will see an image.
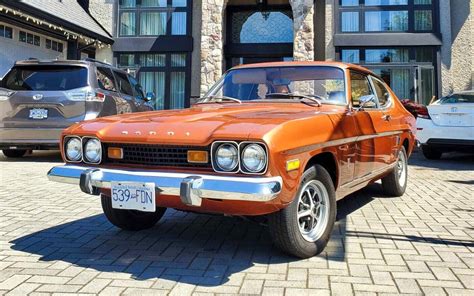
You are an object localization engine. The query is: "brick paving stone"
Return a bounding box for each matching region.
[0,151,472,295]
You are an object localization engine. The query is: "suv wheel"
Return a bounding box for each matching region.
[268,165,336,258]
[101,194,166,231]
[382,147,408,197]
[2,149,27,158]
[421,145,442,160]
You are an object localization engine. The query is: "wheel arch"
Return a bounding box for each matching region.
[304,152,338,190]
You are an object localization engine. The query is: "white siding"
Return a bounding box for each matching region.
[0,23,67,78]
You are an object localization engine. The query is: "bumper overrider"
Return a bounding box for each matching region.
[47,165,283,207]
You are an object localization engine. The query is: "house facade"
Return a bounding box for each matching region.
[1,0,472,110]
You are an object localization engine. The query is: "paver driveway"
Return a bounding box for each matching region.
[0,151,473,295]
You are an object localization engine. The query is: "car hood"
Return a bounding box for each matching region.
[66,103,342,145]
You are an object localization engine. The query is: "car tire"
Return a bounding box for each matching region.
[101,194,166,231]
[2,149,27,158]
[421,145,442,160]
[382,147,408,197]
[268,164,336,258]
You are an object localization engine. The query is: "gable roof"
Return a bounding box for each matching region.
[2,0,113,43]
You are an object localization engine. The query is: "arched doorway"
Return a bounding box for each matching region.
[224,0,294,69]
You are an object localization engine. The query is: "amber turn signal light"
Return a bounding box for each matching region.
[286,159,300,171]
[187,150,208,163]
[107,147,123,159]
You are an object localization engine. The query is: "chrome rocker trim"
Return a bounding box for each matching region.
[47,165,283,207]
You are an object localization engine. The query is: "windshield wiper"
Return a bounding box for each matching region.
[265,93,322,106]
[197,95,242,104]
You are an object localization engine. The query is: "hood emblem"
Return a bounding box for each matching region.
[451,107,457,112]
[32,94,43,100]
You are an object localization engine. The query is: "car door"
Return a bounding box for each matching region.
[113,70,136,113]
[367,76,400,166]
[349,71,379,179]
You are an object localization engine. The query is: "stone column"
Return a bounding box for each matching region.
[290,0,315,61]
[200,0,228,95]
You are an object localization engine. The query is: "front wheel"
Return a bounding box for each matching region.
[2,149,27,158]
[382,147,408,197]
[268,165,336,258]
[101,194,166,231]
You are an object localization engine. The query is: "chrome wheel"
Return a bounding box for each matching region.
[297,180,330,242]
[397,149,407,187]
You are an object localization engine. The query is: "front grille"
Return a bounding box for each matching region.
[103,143,211,168]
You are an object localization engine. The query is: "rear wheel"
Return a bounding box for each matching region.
[2,149,27,158]
[421,145,442,160]
[101,194,166,231]
[382,147,408,197]
[268,165,336,258]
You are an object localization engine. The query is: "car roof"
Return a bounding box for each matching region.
[231,61,373,74]
[13,59,129,75]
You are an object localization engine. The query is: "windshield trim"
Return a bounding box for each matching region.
[201,65,349,106]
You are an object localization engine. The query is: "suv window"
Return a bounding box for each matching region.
[113,71,133,96]
[4,65,88,91]
[350,71,375,108]
[96,67,117,91]
[129,75,144,100]
[370,77,390,107]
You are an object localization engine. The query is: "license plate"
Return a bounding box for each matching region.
[111,182,156,212]
[29,108,48,119]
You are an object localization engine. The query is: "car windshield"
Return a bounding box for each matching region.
[438,93,474,104]
[3,65,88,91]
[201,66,346,105]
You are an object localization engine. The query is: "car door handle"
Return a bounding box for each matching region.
[339,144,349,151]
[382,114,392,121]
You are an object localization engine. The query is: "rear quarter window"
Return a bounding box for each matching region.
[4,66,88,91]
[96,67,117,91]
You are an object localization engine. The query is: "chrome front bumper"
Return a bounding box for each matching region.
[47,165,283,207]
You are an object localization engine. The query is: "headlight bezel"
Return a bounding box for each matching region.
[211,141,240,173]
[211,141,269,175]
[64,136,83,163]
[240,142,268,174]
[83,137,102,164]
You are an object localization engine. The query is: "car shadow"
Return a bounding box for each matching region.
[9,184,473,285]
[409,150,474,171]
[0,150,63,163]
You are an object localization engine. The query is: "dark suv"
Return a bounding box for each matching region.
[0,59,154,158]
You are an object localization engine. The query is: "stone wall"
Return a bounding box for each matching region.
[440,0,473,96]
[290,0,315,61]
[199,0,317,95]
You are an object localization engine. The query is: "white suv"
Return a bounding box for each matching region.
[416,91,474,159]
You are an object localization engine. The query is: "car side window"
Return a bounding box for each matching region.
[96,67,117,92]
[129,75,145,100]
[350,71,376,108]
[370,77,391,108]
[113,70,134,96]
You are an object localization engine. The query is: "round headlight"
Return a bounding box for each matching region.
[84,138,102,163]
[242,144,267,173]
[215,143,238,171]
[65,137,82,161]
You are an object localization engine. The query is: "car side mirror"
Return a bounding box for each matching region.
[145,91,155,102]
[357,94,376,111]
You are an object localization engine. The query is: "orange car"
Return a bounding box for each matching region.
[48,62,416,258]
